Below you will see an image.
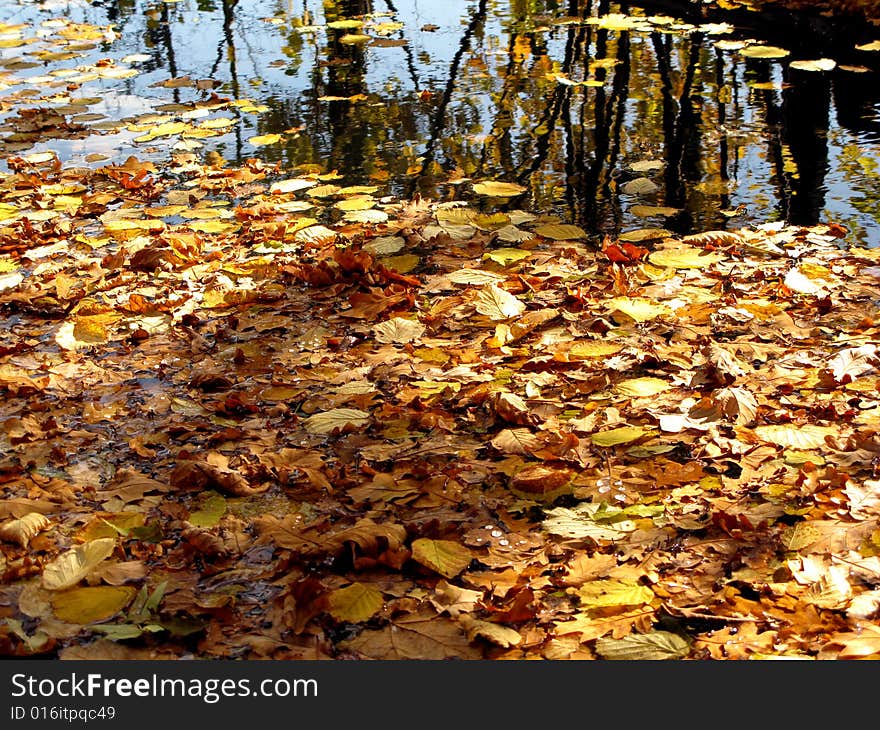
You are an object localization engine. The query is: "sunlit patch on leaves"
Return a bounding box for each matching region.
[303,408,372,435]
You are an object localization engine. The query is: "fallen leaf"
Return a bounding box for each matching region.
[42,538,117,591]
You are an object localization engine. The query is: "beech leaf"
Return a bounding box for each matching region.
[42,538,117,591]
[327,583,384,623]
[474,284,526,320]
[595,630,690,660]
[303,408,371,435]
[51,585,137,624]
[411,538,473,578]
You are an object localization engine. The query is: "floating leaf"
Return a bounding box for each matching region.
[472,180,527,197]
[856,40,880,52]
[474,284,526,320]
[42,538,117,591]
[327,583,384,623]
[591,426,652,447]
[51,586,136,624]
[534,223,586,240]
[303,408,371,435]
[790,58,836,72]
[248,133,282,146]
[0,513,51,548]
[595,630,690,660]
[411,538,472,578]
[740,45,790,59]
[373,317,426,344]
[621,177,659,196]
[269,178,317,194]
[619,227,672,242]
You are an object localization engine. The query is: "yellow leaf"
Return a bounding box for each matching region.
[740,45,790,59]
[534,223,587,240]
[327,583,384,623]
[472,180,527,197]
[269,178,317,194]
[411,538,472,578]
[591,426,652,447]
[50,585,136,624]
[595,630,690,659]
[0,513,52,548]
[460,617,522,647]
[615,377,671,397]
[303,408,371,435]
[648,246,724,269]
[483,248,532,266]
[42,538,117,591]
[578,579,655,608]
[248,133,282,146]
[334,195,375,211]
[199,117,237,130]
[752,424,836,450]
[474,284,526,320]
[568,341,624,359]
[373,317,426,344]
[607,297,672,323]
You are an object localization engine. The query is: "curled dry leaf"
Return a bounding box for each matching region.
[169,459,268,497]
[0,512,52,548]
[42,537,117,591]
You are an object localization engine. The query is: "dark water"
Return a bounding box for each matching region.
[2,0,880,243]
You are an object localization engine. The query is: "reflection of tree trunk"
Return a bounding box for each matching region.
[382,0,422,92]
[751,62,796,223]
[576,21,631,233]
[323,0,372,179]
[411,0,488,191]
[781,68,830,225]
[652,32,704,232]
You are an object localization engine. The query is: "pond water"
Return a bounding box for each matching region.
[2,0,880,244]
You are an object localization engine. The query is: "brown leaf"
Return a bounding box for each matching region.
[339,607,482,659]
[169,459,267,496]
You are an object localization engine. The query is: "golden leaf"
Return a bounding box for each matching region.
[303,408,371,435]
[0,513,52,548]
[411,538,473,578]
[474,284,525,320]
[51,585,136,624]
[42,538,117,591]
[327,583,384,623]
[472,180,527,197]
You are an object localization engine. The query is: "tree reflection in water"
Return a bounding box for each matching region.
[9,0,880,242]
